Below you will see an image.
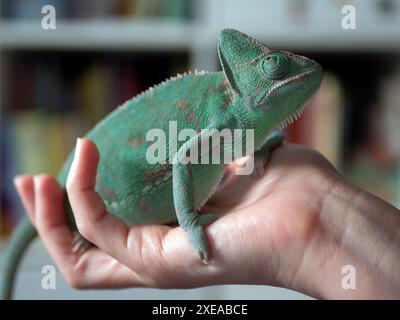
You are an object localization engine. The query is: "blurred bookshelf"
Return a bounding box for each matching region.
[0,20,193,51]
[0,0,399,299]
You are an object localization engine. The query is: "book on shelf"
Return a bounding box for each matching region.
[345,67,400,208]
[0,0,190,20]
[0,53,186,237]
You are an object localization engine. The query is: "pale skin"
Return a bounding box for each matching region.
[14,138,400,299]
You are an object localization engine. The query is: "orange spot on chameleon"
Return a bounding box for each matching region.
[137,197,149,212]
[143,164,171,182]
[207,86,217,95]
[219,79,229,91]
[186,111,196,123]
[220,96,231,109]
[126,135,144,148]
[176,100,189,111]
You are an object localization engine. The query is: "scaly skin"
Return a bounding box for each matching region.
[1,29,322,298]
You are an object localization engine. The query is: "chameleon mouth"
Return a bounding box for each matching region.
[257,65,322,106]
[267,66,322,97]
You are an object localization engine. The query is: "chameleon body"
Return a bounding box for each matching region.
[1,29,322,299]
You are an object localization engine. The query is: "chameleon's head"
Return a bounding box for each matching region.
[218,29,322,130]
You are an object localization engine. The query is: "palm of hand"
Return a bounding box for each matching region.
[16,141,338,292]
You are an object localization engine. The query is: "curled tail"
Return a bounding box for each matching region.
[1,218,37,300]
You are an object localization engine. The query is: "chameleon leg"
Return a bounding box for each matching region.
[253,133,285,176]
[172,124,227,263]
[198,213,218,225]
[172,160,212,263]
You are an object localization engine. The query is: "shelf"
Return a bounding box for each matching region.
[1,19,400,52]
[194,25,400,52]
[0,19,194,51]
[195,0,400,52]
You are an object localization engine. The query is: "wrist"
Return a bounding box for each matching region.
[294,174,400,299]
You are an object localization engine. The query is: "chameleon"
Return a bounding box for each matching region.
[1,28,322,299]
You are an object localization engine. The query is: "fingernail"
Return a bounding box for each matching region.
[13,175,25,188]
[76,137,82,153]
[73,138,83,161]
[70,138,83,175]
[33,175,41,189]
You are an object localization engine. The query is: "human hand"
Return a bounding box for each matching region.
[14,138,400,298]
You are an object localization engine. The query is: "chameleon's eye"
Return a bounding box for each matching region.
[261,53,290,79]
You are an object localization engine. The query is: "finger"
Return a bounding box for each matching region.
[33,173,147,288]
[65,138,200,279]
[14,175,36,223]
[66,138,131,264]
[34,174,80,275]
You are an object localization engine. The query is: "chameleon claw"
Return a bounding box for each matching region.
[202,259,209,265]
[72,232,91,254]
[254,157,266,176]
[198,249,210,264]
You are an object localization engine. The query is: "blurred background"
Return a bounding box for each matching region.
[0,0,399,299]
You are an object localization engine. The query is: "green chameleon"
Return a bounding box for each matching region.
[1,29,322,299]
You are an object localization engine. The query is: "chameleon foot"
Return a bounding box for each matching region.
[72,232,92,253]
[198,213,218,263]
[186,222,212,263]
[252,134,285,176]
[254,156,266,176]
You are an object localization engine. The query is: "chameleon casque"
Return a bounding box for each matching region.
[1,29,322,299]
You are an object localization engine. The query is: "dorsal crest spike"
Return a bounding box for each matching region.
[121,70,214,103]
